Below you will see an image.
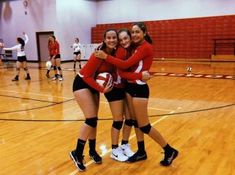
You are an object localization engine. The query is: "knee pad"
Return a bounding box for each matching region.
[57,66,61,71]
[124,119,133,127]
[112,121,123,130]
[132,120,138,128]
[140,124,151,134]
[53,66,57,70]
[85,117,98,128]
[24,67,28,71]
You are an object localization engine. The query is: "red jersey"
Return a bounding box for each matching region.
[106,41,153,84]
[79,53,115,92]
[48,41,60,56]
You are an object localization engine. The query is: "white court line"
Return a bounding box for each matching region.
[69,110,175,175]
[100,101,173,112]
[0,89,72,100]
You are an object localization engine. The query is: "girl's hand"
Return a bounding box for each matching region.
[142,71,151,82]
[103,81,113,93]
[94,50,108,60]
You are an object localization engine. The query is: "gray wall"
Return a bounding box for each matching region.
[0,0,96,61]
[1,0,234,61]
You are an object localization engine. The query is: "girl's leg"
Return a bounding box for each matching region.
[108,100,128,162]
[70,89,99,171]
[73,55,77,70]
[133,97,178,166]
[88,93,102,164]
[77,54,82,69]
[12,61,21,81]
[125,93,147,162]
[55,58,63,80]
[22,61,31,80]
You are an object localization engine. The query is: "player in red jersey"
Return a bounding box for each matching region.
[47,36,63,81]
[109,29,152,162]
[70,29,117,171]
[95,22,178,166]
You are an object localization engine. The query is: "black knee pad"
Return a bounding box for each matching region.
[124,119,133,127]
[140,124,151,134]
[112,121,123,130]
[132,120,138,128]
[24,67,28,71]
[53,66,57,70]
[85,117,98,128]
[57,66,61,70]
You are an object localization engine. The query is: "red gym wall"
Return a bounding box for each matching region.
[91,15,235,61]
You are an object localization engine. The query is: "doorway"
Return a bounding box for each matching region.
[36,31,54,62]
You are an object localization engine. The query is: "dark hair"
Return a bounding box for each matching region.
[75,38,79,42]
[96,29,117,56]
[132,22,152,44]
[51,35,56,40]
[17,37,25,51]
[118,28,131,38]
[118,28,135,53]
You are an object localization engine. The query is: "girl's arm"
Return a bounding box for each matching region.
[3,45,19,51]
[24,33,29,44]
[81,54,105,92]
[95,44,152,69]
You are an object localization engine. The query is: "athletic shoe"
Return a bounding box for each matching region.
[120,144,134,157]
[12,76,19,81]
[111,147,128,162]
[160,148,178,166]
[51,76,57,80]
[69,150,86,171]
[25,76,31,80]
[58,76,63,81]
[126,150,147,163]
[89,151,102,164]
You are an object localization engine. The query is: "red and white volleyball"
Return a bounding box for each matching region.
[96,72,113,87]
[0,42,4,48]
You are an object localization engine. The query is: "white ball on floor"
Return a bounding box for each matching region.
[46,61,52,70]
[187,67,192,72]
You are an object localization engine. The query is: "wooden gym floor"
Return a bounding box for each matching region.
[0,60,235,175]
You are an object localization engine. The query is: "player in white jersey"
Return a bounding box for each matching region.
[72,38,82,70]
[3,32,31,81]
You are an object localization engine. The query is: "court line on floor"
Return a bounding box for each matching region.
[68,111,175,175]
[0,94,58,103]
[0,89,72,100]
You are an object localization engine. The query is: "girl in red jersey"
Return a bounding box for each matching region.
[70,29,117,171]
[47,36,63,81]
[115,29,152,162]
[95,22,178,166]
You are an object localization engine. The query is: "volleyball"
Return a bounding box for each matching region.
[0,42,4,48]
[96,72,113,88]
[46,61,52,70]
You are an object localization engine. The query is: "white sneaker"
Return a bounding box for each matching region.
[120,144,134,157]
[110,147,128,162]
[58,76,63,81]
[51,76,57,80]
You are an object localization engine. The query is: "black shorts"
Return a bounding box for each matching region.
[74,51,81,55]
[17,56,27,62]
[104,87,125,102]
[73,74,98,94]
[50,54,61,59]
[126,83,149,98]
